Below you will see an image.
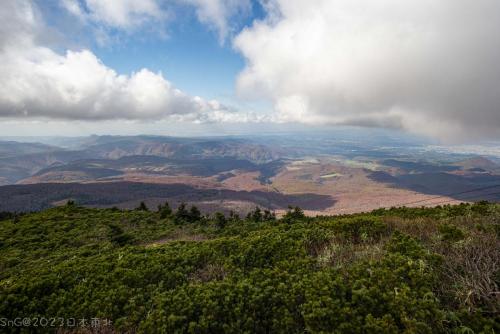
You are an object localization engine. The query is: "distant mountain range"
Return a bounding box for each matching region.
[0,136,290,185]
[0,134,498,213]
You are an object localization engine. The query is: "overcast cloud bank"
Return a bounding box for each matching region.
[235,0,500,140]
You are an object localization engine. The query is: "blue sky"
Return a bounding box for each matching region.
[92,7,257,102]
[39,0,265,102]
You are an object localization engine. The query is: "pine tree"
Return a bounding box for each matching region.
[229,210,240,222]
[251,207,263,222]
[189,205,201,223]
[214,212,227,229]
[282,206,305,223]
[136,201,149,211]
[263,209,276,221]
[158,201,172,219]
[174,203,189,224]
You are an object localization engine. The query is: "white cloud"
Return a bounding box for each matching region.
[60,0,85,20]
[0,0,242,121]
[234,0,500,140]
[61,0,251,42]
[180,0,251,42]
[61,0,167,29]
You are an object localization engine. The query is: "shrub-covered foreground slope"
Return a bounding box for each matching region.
[0,203,499,333]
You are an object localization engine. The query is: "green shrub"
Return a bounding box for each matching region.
[333,217,388,243]
[0,204,498,333]
[438,223,465,242]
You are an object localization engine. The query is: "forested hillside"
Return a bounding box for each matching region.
[0,202,498,333]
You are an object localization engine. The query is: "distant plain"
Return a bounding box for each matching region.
[1,132,499,214]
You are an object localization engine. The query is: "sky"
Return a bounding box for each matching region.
[0,0,499,142]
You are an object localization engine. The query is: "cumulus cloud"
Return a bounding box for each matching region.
[0,0,238,121]
[234,0,500,140]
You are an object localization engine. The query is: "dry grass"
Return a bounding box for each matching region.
[317,240,387,269]
[436,232,499,313]
[314,228,389,269]
[189,263,228,283]
[143,229,207,247]
[384,215,500,314]
[384,217,440,243]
